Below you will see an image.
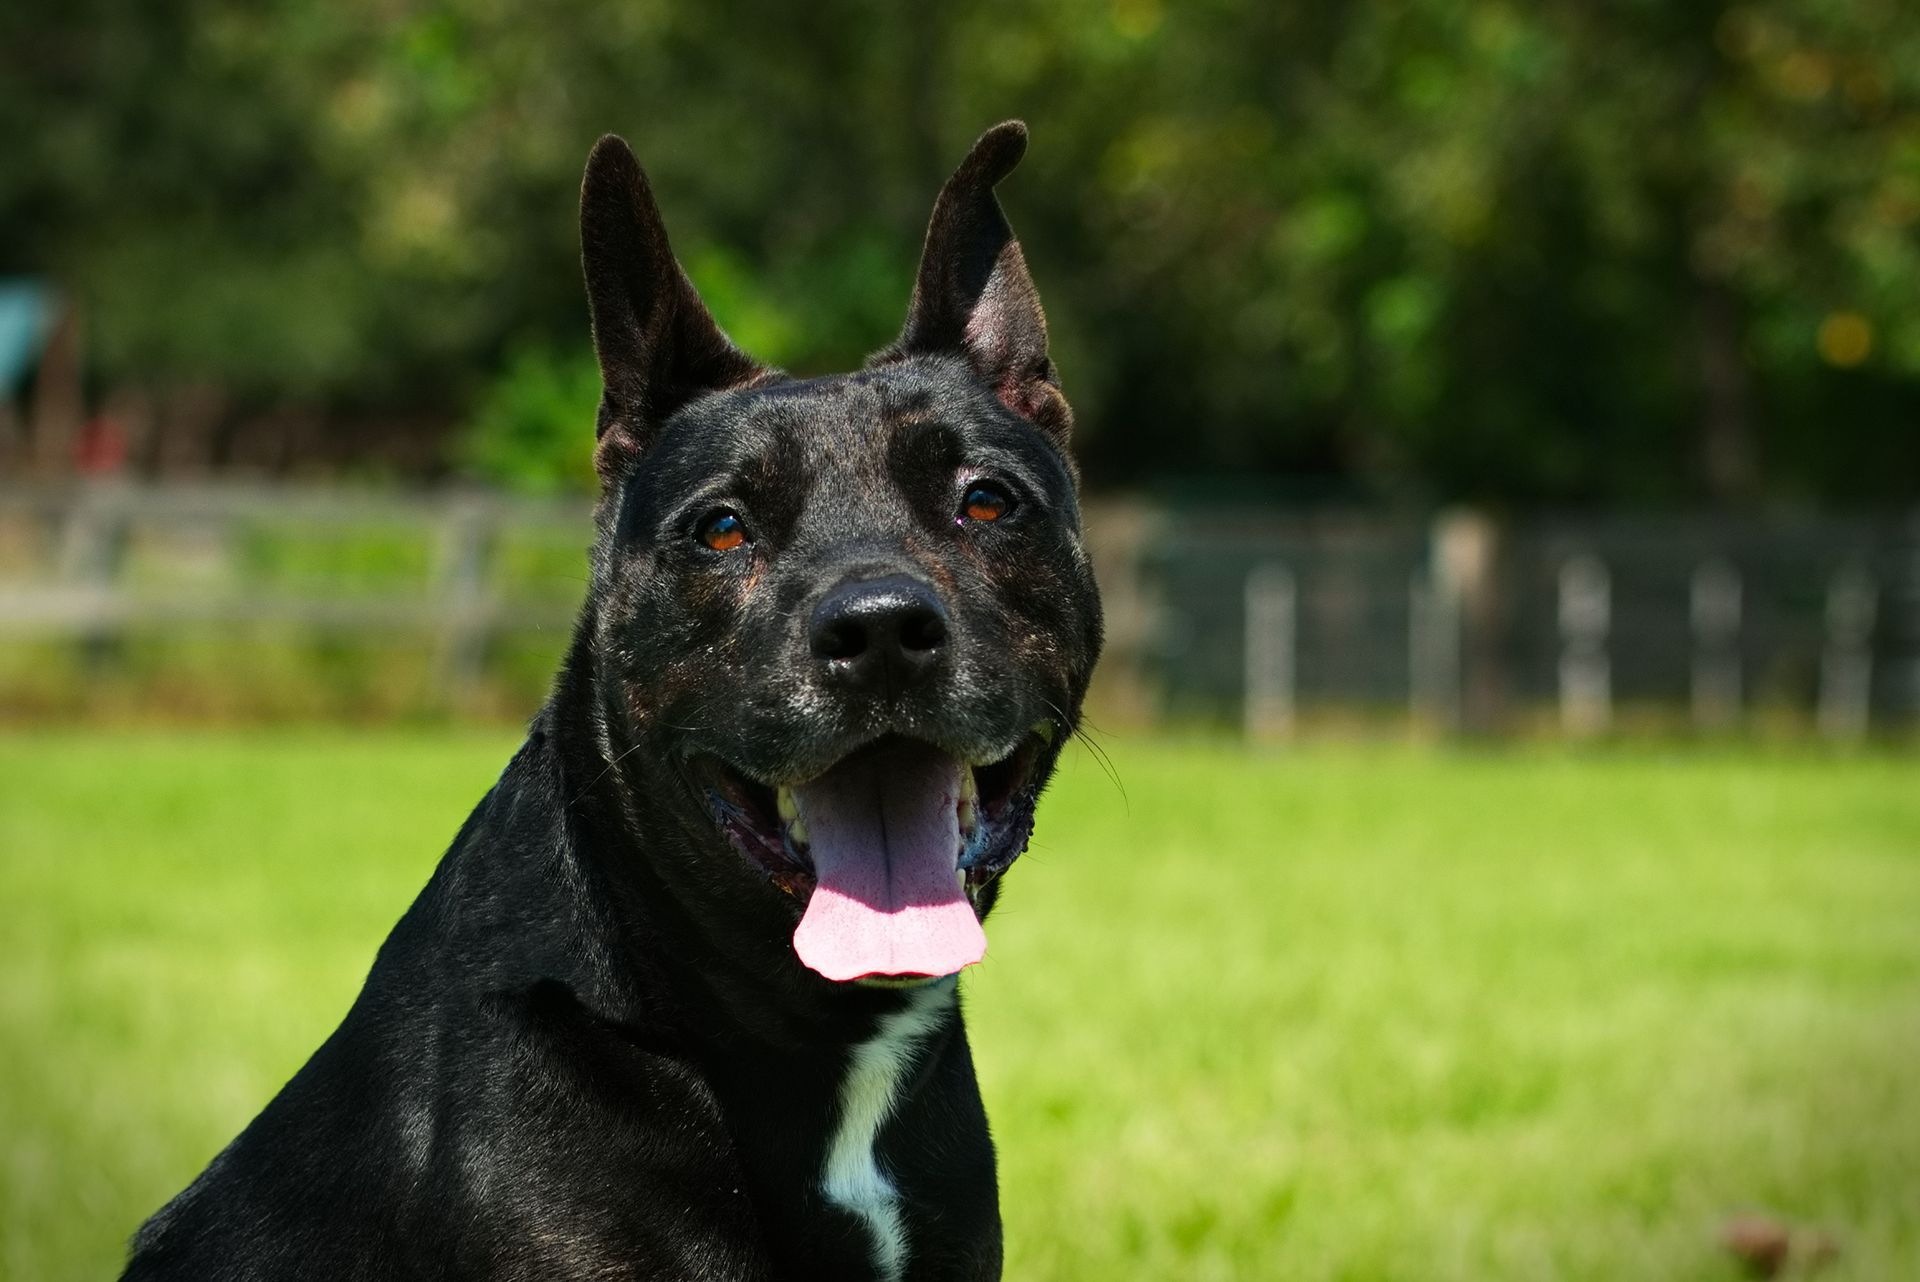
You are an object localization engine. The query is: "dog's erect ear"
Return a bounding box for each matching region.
[874,121,1070,442]
[580,135,766,484]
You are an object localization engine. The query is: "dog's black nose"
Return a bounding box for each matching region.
[809,574,950,691]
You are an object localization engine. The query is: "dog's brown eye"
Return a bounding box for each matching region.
[961,485,1011,524]
[699,511,748,552]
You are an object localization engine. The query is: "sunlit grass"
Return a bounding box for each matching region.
[2,733,1915,1280]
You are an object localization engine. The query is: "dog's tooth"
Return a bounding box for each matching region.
[777,787,797,823]
[956,770,979,837]
[788,816,808,847]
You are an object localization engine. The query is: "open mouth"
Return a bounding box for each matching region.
[698,728,1050,983]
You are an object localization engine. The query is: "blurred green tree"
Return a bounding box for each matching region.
[459,345,600,495]
[1,0,1914,502]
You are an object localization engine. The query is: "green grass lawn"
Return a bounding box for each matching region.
[2,733,1916,1280]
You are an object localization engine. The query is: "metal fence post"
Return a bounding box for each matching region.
[1244,562,1296,741]
[1558,553,1611,737]
[1901,510,1920,724]
[1818,565,1876,741]
[1690,558,1742,731]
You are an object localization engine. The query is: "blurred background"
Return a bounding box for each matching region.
[2,2,1917,1279]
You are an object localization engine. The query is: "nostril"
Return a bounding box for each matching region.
[813,617,870,662]
[899,607,947,654]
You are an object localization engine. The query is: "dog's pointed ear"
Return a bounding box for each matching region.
[580,135,766,484]
[874,121,1070,442]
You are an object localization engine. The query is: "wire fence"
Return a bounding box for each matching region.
[2,483,1916,735]
[1143,505,1920,739]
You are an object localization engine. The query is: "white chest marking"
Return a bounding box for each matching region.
[821,981,955,1282]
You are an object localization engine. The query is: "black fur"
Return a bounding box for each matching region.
[123,121,1102,1281]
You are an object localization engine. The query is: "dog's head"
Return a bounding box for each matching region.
[575,123,1102,986]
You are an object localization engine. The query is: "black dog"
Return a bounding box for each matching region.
[123,121,1102,1281]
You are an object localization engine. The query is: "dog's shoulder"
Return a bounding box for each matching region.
[124,731,773,1281]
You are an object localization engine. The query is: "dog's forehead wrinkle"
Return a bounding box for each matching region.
[786,442,926,557]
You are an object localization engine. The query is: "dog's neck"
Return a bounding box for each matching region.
[535,664,998,1279]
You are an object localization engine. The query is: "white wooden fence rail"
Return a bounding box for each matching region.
[0,483,588,698]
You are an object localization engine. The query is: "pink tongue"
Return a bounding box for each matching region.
[790,741,986,983]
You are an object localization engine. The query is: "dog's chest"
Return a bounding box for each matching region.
[820,983,955,1281]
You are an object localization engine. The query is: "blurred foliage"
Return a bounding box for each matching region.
[2,0,1917,502]
[459,346,600,495]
